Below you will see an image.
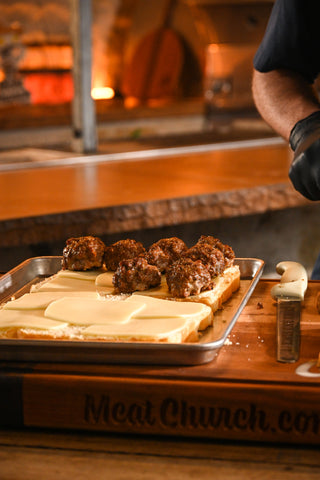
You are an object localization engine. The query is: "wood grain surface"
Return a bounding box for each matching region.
[1,278,320,479]
[1,279,320,445]
[1,427,320,480]
[0,141,313,252]
[0,143,298,221]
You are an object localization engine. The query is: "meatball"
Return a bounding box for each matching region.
[183,242,225,279]
[104,239,146,271]
[197,235,235,267]
[113,257,161,294]
[62,236,106,271]
[146,237,188,272]
[166,258,212,298]
[197,235,225,251]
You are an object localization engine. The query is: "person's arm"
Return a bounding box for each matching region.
[252,68,320,141]
[252,68,320,200]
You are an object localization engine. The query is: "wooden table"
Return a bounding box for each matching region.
[1,278,320,479]
[1,427,320,480]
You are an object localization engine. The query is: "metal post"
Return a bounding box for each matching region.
[70,0,97,153]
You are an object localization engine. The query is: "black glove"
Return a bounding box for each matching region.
[289,111,320,200]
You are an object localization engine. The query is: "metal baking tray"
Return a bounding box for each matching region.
[0,256,264,365]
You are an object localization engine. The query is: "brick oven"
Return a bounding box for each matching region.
[0,0,274,150]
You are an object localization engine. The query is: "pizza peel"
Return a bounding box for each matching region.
[121,0,184,103]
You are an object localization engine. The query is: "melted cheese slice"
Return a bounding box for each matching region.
[0,309,68,330]
[31,276,104,293]
[31,276,96,292]
[56,269,115,290]
[81,316,191,342]
[44,297,146,325]
[133,276,171,298]
[57,269,105,282]
[128,294,211,319]
[3,291,98,310]
[0,273,216,341]
[95,272,114,288]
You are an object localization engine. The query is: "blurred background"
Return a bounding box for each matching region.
[0,0,276,153]
[2,0,318,278]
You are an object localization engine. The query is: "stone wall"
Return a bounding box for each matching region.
[1,204,320,278]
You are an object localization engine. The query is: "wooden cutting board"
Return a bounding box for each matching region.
[1,279,320,444]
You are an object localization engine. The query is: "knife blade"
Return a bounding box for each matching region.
[270,261,308,363]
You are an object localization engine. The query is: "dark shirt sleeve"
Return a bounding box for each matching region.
[254,0,320,83]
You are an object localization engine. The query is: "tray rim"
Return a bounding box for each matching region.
[0,256,264,365]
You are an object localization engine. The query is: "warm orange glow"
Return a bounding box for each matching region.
[91,86,115,100]
[124,96,140,109]
[24,72,73,104]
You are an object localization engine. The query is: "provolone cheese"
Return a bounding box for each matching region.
[95,272,114,288]
[4,291,98,310]
[44,297,146,325]
[31,276,100,293]
[128,294,212,319]
[57,269,105,282]
[82,316,191,342]
[0,309,68,330]
[0,253,240,343]
[133,276,171,298]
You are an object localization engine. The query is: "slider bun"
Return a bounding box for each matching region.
[0,254,240,343]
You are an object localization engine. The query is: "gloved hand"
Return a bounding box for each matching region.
[289,111,320,201]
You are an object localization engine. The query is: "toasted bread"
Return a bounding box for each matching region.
[0,229,241,345]
[0,292,213,343]
[133,264,240,327]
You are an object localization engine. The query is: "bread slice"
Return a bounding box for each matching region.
[0,293,213,343]
[133,264,240,322]
[181,264,240,309]
[0,264,239,343]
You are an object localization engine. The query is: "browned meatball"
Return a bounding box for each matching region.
[62,236,106,271]
[220,244,235,267]
[104,239,146,271]
[182,243,225,279]
[166,258,212,298]
[146,237,188,273]
[197,235,224,250]
[197,235,235,267]
[113,257,161,294]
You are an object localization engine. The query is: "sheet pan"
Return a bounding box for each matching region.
[0,256,264,365]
